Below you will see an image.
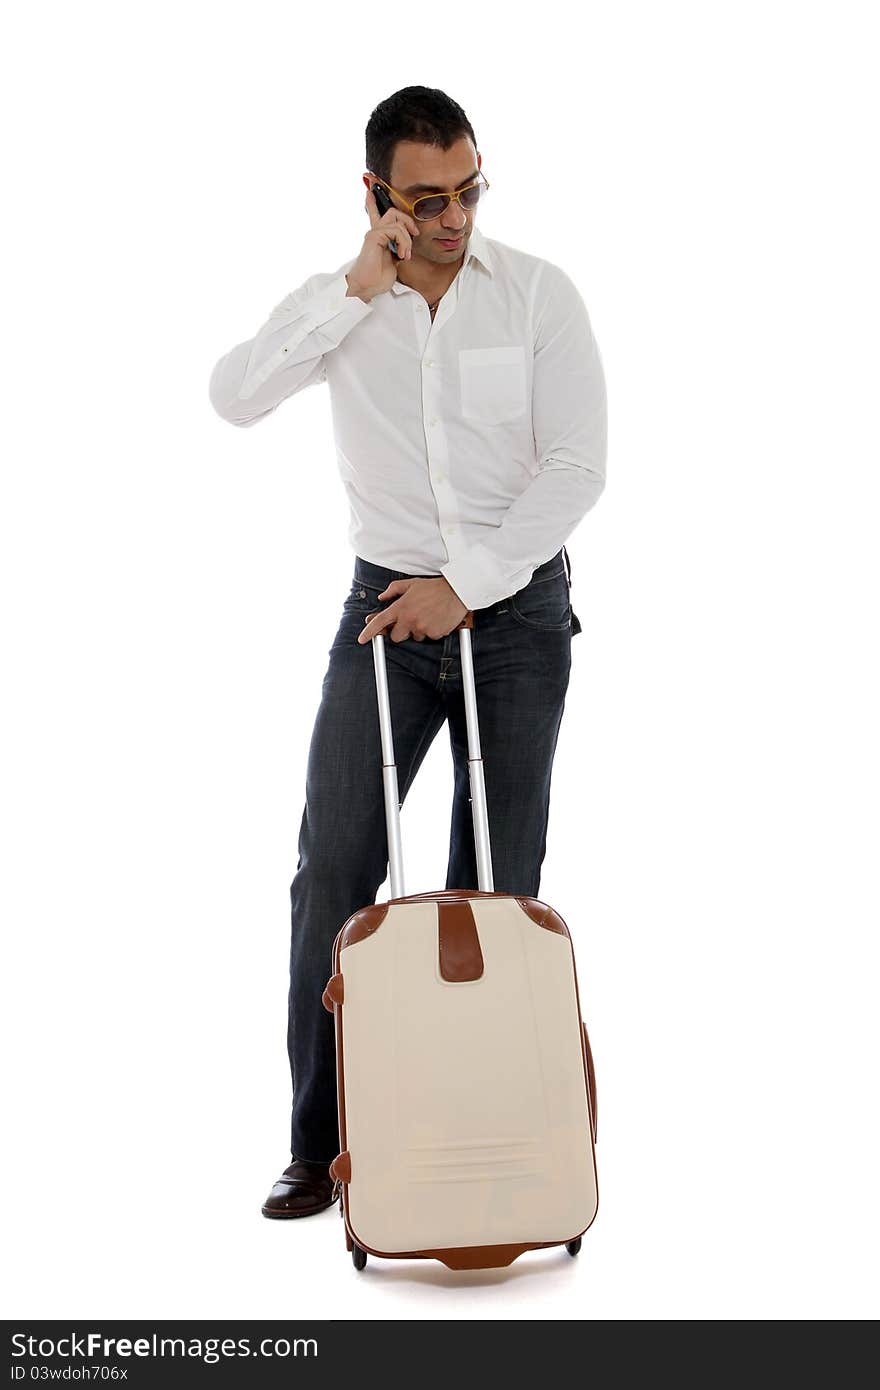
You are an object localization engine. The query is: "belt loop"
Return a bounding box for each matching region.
[562,544,572,588]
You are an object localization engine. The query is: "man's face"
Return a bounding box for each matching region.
[377,136,482,265]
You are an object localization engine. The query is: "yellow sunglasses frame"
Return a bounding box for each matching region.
[369,171,490,222]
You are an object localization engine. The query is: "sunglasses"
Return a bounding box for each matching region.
[371,172,490,222]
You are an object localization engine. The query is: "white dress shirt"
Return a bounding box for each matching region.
[209,223,607,612]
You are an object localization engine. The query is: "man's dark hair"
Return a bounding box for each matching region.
[365,86,477,185]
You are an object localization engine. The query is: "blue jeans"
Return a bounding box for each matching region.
[287,546,582,1162]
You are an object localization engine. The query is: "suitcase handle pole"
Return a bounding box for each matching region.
[457,622,495,892]
[367,609,494,898]
[370,634,406,899]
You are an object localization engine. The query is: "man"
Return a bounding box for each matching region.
[209,86,607,1220]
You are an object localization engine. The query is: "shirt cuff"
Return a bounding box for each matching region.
[440,544,532,612]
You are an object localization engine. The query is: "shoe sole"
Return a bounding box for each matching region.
[261,1194,338,1220]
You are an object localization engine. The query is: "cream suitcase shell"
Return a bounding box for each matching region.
[324,610,598,1271]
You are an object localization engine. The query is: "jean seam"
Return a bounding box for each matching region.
[397,704,447,802]
[508,570,572,630]
[508,612,572,632]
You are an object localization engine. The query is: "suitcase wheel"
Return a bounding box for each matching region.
[566,1238,582,1257]
[352,1242,368,1271]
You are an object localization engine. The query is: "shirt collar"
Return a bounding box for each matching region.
[389,222,494,295]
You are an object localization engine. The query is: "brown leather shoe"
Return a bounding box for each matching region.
[261,1159,338,1219]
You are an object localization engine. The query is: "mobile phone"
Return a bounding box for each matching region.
[371,182,401,259]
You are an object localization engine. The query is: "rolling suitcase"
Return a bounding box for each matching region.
[322,609,598,1271]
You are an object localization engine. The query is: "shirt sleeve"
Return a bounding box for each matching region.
[208,263,374,427]
[439,265,608,611]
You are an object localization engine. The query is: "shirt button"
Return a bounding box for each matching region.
[429,417,438,426]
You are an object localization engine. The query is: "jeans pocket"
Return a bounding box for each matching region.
[508,570,573,631]
[342,578,386,614]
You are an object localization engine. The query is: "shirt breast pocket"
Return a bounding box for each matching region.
[458,346,528,425]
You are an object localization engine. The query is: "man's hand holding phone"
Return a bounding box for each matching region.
[345,187,420,303]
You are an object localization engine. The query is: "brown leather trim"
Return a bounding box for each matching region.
[340,1235,568,1269]
[336,901,389,951]
[514,898,569,936]
[422,1242,546,1270]
[390,888,512,903]
[329,1151,351,1184]
[582,1022,597,1143]
[332,892,569,954]
[376,889,571,937]
[420,1243,541,1271]
[330,929,349,1232]
[437,900,484,982]
[321,972,344,1013]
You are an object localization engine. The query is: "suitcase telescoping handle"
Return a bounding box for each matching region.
[365,609,493,899]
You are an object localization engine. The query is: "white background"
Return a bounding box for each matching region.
[2,0,878,1322]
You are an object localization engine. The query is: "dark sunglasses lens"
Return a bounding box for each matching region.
[414,195,448,220]
[413,182,484,220]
